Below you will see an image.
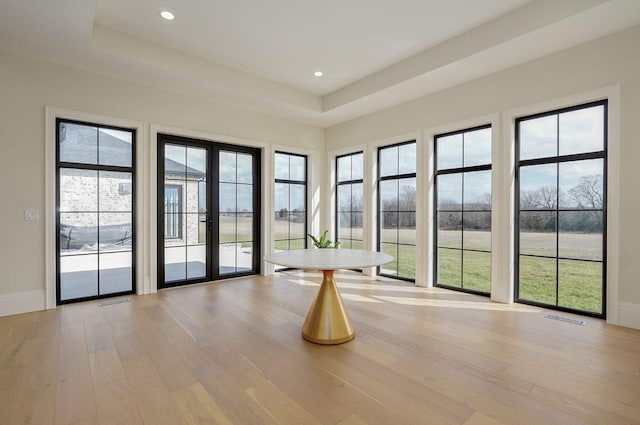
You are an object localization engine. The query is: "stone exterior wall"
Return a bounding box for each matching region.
[59,168,132,226]
[164,177,203,247]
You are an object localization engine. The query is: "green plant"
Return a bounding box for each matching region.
[308,230,341,249]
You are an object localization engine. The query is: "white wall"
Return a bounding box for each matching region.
[326,25,640,329]
[3,23,640,329]
[0,49,324,315]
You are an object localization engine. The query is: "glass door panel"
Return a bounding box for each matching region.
[158,136,261,288]
[162,143,208,284]
[219,151,254,275]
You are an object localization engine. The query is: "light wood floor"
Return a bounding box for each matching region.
[2,270,640,425]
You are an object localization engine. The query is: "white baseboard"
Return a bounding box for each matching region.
[0,290,46,317]
[616,302,640,330]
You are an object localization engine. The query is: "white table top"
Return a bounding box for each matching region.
[264,248,392,271]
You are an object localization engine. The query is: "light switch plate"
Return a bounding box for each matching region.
[24,209,40,221]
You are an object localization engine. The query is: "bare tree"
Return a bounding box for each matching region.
[399,185,416,211]
[519,176,603,233]
[569,175,603,209]
[466,192,491,210]
[520,185,557,209]
[438,199,461,210]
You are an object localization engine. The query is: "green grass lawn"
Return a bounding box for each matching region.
[436,248,491,293]
[214,218,603,314]
[436,230,603,313]
[380,243,416,279]
[518,256,602,313]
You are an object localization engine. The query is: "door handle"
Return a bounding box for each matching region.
[199,218,213,230]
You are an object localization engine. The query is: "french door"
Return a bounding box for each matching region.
[157,134,261,288]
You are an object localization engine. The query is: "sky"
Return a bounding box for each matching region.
[436,105,605,207]
[164,145,255,213]
[161,104,604,213]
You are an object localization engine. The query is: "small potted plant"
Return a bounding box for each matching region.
[308,230,341,249]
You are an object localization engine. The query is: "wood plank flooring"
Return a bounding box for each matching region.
[1,270,640,425]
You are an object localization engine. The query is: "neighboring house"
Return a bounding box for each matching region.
[163,154,206,248]
[58,124,134,252]
[58,125,206,251]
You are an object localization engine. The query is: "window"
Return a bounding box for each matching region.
[164,185,183,239]
[274,152,307,266]
[434,126,492,295]
[119,182,132,195]
[377,142,416,280]
[516,101,606,317]
[56,119,135,303]
[336,152,364,250]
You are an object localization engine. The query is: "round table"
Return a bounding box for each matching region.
[264,249,392,345]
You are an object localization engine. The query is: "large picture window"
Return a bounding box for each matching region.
[56,119,135,303]
[336,152,364,249]
[274,152,307,269]
[516,101,606,317]
[377,142,416,280]
[434,126,492,295]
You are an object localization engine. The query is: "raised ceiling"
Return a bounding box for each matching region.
[1,0,640,126]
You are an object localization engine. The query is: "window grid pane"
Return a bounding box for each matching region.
[378,142,416,280]
[163,143,208,282]
[435,126,491,295]
[336,152,364,250]
[515,101,606,317]
[57,120,135,303]
[274,152,307,270]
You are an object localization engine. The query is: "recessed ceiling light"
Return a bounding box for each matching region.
[160,10,175,20]
[313,71,323,77]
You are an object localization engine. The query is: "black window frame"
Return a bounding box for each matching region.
[335,151,364,251]
[515,100,607,318]
[273,151,308,270]
[55,118,137,305]
[434,124,492,296]
[376,141,417,282]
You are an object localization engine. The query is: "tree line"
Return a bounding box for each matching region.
[328,174,602,233]
[438,174,603,233]
[518,174,603,233]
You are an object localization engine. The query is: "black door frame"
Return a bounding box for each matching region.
[157,134,261,289]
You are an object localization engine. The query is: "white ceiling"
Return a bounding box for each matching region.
[95,0,531,95]
[1,0,640,127]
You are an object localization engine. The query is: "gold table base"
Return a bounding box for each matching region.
[301,270,355,345]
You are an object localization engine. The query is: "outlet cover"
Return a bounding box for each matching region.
[24,209,40,221]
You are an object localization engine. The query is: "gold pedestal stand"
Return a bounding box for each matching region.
[301,270,355,345]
